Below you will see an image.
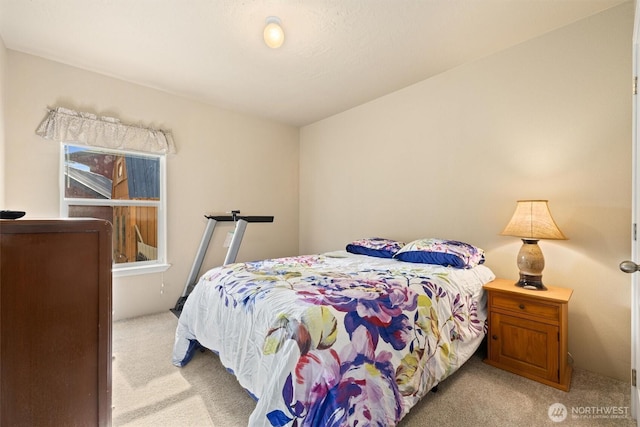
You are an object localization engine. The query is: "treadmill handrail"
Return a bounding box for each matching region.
[204,215,274,223]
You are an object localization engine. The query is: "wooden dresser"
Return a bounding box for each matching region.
[483,278,573,391]
[0,219,112,426]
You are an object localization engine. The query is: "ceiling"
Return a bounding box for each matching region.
[0,0,629,127]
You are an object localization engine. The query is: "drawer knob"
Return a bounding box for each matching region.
[492,335,498,340]
[519,303,525,310]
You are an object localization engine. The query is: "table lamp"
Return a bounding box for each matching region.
[500,200,567,290]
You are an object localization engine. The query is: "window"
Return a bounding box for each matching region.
[60,143,168,276]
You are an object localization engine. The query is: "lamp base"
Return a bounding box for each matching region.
[515,274,547,291]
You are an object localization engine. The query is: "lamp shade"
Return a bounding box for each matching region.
[500,200,567,240]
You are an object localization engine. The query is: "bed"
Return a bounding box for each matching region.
[172,238,495,426]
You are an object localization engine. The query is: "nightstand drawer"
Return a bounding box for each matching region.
[491,293,559,321]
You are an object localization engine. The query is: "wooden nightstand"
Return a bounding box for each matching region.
[483,278,573,391]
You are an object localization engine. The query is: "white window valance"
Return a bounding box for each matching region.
[36,107,176,154]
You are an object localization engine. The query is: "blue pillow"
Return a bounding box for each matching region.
[393,238,485,268]
[346,237,405,259]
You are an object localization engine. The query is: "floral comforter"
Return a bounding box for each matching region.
[172,251,495,426]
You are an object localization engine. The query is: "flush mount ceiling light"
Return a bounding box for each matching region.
[264,16,284,49]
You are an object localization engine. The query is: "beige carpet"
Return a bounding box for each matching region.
[113,312,635,426]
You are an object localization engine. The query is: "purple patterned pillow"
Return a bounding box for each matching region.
[346,237,405,259]
[393,238,485,268]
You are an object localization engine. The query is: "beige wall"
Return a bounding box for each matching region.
[300,3,633,382]
[5,51,300,320]
[0,35,6,207]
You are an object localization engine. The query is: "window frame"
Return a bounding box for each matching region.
[60,143,170,276]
